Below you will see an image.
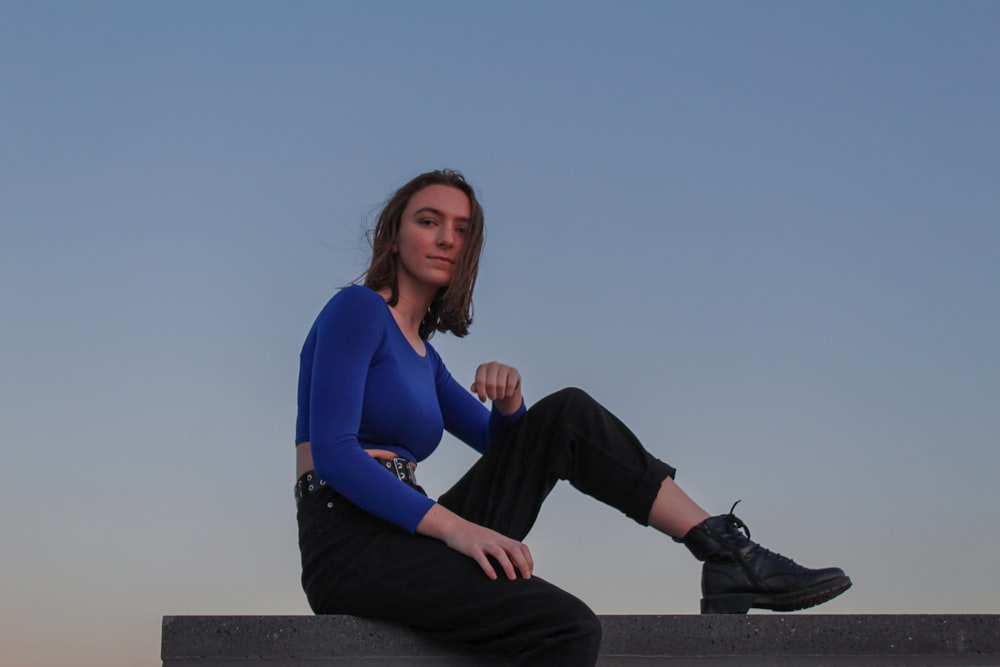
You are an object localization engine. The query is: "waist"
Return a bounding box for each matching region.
[296,441,416,478]
[294,454,420,506]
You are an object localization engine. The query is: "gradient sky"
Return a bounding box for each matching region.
[2,1,999,665]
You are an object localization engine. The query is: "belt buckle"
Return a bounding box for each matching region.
[389,457,416,486]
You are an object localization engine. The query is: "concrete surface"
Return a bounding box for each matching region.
[162,614,1000,665]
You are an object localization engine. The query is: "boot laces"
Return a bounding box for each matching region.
[723,500,798,566]
[723,500,751,539]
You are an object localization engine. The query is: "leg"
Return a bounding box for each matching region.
[647,477,710,539]
[440,387,677,539]
[441,387,851,616]
[298,485,601,666]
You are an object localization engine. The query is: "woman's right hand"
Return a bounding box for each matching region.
[416,503,533,581]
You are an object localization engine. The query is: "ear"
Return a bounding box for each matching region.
[391,243,398,253]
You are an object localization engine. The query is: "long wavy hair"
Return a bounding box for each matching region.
[363,169,485,339]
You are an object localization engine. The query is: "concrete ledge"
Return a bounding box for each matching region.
[162,614,1000,666]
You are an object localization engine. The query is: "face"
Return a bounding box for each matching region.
[392,184,472,293]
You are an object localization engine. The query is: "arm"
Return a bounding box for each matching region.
[428,347,526,452]
[305,287,435,532]
[416,503,533,580]
[421,350,532,578]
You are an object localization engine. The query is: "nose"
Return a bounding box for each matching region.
[436,223,456,248]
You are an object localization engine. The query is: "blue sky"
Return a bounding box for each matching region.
[2,1,998,664]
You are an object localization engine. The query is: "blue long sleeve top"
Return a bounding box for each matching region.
[296,285,526,533]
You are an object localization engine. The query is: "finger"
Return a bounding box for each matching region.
[475,553,498,580]
[496,366,515,401]
[470,382,486,402]
[504,370,520,400]
[490,547,517,581]
[474,365,489,402]
[484,364,502,400]
[492,365,513,401]
[508,543,532,579]
[520,544,533,578]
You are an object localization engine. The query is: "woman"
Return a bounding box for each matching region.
[295,170,850,665]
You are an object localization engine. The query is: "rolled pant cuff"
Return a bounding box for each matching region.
[625,457,677,526]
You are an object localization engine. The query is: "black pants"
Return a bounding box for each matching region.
[297,387,676,666]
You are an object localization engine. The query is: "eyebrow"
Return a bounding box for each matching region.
[412,206,471,224]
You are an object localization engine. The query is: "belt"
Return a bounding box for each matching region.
[379,456,419,486]
[295,456,418,506]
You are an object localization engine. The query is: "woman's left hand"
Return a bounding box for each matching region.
[471,361,522,415]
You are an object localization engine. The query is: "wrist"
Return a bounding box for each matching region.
[415,503,463,541]
[493,394,523,415]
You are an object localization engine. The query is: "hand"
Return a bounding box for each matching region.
[445,519,534,581]
[471,361,522,414]
[416,504,533,580]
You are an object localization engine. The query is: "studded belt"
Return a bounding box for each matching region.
[295,456,418,506]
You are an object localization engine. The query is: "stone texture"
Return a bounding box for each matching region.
[162,614,1000,666]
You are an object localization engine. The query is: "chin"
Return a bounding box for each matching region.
[424,273,454,288]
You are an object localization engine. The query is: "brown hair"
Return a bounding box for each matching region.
[363,169,485,339]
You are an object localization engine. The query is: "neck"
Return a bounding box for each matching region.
[381,277,438,337]
[394,292,432,331]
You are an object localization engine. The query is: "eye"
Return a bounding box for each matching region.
[418,217,436,227]
[456,226,470,236]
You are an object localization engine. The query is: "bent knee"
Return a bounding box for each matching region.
[541,386,595,410]
[551,602,602,661]
[547,593,602,643]
[576,607,603,645]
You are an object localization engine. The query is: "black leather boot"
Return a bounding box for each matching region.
[682,502,852,614]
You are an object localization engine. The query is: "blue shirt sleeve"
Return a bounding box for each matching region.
[427,343,526,453]
[303,287,435,533]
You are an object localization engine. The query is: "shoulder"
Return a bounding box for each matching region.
[319,284,388,319]
[310,285,390,344]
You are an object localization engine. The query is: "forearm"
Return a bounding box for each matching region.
[415,502,533,581]
[414,502,466,542]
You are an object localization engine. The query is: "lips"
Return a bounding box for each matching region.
[428,255,455,265]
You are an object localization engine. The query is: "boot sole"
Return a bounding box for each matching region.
[701,575,853,614]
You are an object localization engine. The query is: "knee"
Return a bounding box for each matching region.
[559,604,602,663]
[574,606,603,648]
[542,386,596,411]
[541,596,602,660]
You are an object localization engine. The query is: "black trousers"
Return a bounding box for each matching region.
[297,387,677,666]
